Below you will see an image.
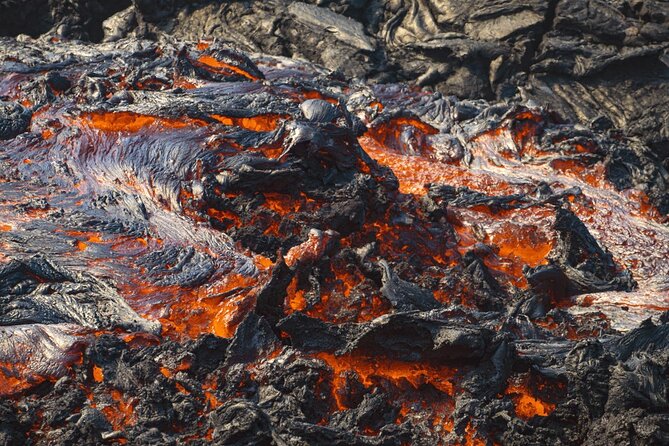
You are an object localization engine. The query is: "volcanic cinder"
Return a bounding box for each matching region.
[0,2,668,446]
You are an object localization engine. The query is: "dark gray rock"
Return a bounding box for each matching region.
[0,101,31,140]
[379,260,441,312]
[0,256,161,334]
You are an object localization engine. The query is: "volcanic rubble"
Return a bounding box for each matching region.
[0,32,667,446]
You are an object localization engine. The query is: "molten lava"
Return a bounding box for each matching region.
[0,37,667,445]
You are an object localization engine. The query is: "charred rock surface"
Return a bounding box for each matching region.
[0,35,667,445]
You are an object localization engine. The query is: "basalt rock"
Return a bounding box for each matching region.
[525,208,637,302]
[379,260,441,311]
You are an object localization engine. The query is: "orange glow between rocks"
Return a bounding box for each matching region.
[195,55,259,81]
[101,389,137,431]
[505,382,556,419]
[92,365,104,382]
[119,271,261,340]
[502,373,559,420]
[2,53,667,446]
[360,135,517,196]
[81,111,207,132]
[0,362,50,397]
[211,113,287,132]
[316,352,455,411]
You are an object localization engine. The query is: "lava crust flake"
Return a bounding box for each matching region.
[0,36,668,446]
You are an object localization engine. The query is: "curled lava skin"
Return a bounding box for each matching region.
[0,34,667,446]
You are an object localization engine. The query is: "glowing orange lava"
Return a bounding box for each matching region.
[503,374,557,420]
[81,111,207,132]
[316,352,455,411]
[211,113,287,132]
[195,55,259,81]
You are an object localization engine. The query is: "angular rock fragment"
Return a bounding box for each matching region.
[526,208,636,300]
[225,313,281,366]
[208,399,274,445]
[277,312,353,352]
[379,260,441,311]
[279,310,492,363]
[288,2,376,52]
[344,311,493,362]
[612,317,669,361]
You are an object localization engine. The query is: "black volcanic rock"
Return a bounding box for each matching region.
[0,101,31,140]
[208,399,275,445]
[379,259,441,311]
[525,208,637,301]
[279,310,493,363]
[225,313,281,367]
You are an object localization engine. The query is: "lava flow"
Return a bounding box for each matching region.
[0,37,668,446]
